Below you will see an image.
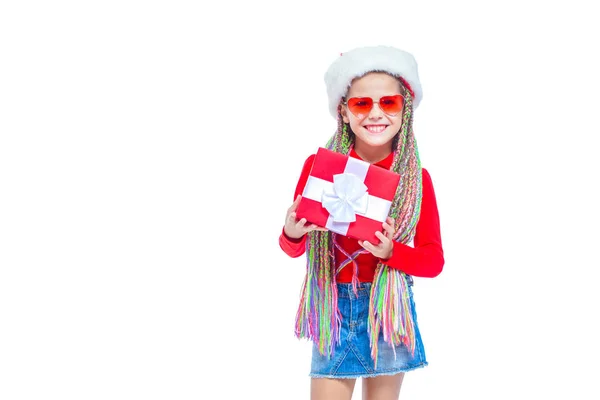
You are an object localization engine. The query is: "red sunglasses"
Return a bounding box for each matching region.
[343,94,405,119]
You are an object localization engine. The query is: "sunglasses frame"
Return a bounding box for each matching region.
[342,94,406,118]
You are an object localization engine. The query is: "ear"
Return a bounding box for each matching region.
[340,104,350,124]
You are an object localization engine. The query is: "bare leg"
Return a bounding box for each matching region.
[361,373,404,400]
[311,377,356,400]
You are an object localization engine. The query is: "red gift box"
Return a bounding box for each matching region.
[296,147,401,244]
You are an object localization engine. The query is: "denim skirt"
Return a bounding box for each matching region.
[309,281,428,379]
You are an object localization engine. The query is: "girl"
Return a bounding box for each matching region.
[279,46,444,400]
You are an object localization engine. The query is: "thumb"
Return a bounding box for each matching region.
[290,195,302,211]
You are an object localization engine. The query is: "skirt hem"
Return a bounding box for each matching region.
[309,361,428,379]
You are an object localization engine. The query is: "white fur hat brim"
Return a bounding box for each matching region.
[324,46,423,118]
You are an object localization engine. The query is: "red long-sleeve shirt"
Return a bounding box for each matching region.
[279,148,444,282]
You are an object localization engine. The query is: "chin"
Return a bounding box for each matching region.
[357,135,395,147]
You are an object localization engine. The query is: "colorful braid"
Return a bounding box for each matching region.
[294,230,341,357]
[295,78,422,368]
[368,89,423,367]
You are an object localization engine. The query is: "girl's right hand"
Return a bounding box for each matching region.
[284,195,327,239]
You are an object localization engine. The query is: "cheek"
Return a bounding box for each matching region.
[348,117,363,132]
[390,116,403,128]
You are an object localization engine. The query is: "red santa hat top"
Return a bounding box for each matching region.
[324,45,423,118]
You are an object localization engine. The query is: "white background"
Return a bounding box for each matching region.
[1,0,599,399]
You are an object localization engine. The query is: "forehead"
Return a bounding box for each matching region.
[346,72,402,97]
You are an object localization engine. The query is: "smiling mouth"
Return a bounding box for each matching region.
[364,125,388,134]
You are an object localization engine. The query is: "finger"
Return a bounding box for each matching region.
[306,226,328,234]
[361,240,373,250]
[287,212,297,224]
[382,222,393,233]
[386,217,395,231]
[295,217,307,229]
[305,224,321,232]
[288,195,302,212]
[382,223,394,239]
[375,231,388,244]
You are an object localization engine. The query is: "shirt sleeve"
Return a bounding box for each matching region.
[278,154,316,258]
[381,168,445,278]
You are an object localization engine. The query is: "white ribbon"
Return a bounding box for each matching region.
[321,173,369,223]
[301,154,392,236]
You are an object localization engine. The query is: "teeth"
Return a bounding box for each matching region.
[366,125,386,133]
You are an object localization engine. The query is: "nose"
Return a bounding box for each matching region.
[367,102,384,120]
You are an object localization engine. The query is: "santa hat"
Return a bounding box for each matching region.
[324,45,423,118]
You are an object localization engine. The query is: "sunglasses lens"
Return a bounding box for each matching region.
[379,95,404,115]
[347,97,373,118]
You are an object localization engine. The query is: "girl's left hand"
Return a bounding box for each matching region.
[358,217,395,259]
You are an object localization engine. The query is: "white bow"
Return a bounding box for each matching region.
[321,173,369,223]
